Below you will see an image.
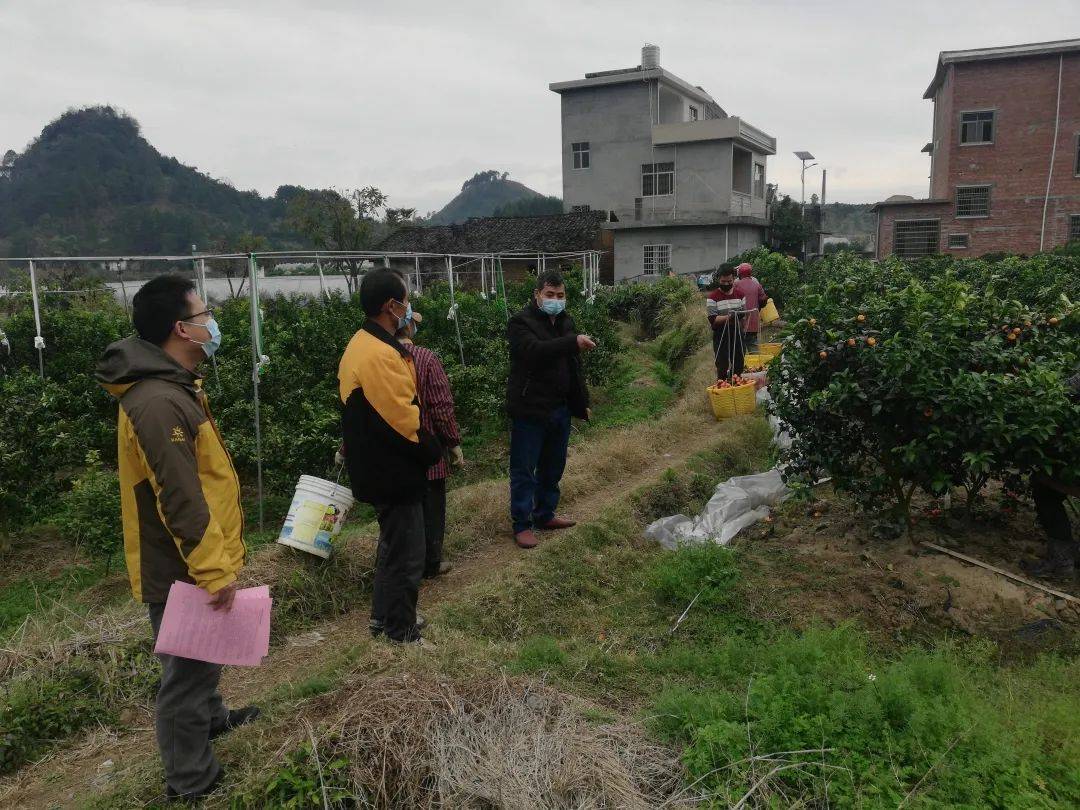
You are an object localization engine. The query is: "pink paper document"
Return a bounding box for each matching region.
[155,581,272,666]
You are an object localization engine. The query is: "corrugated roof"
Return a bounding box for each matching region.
[923,38,1080,98]
[377,211,607,254]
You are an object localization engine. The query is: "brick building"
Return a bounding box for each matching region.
[873,40,1080,259]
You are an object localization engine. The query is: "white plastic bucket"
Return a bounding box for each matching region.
[277,475,355,558]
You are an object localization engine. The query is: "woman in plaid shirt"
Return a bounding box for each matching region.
[399,312,463,578]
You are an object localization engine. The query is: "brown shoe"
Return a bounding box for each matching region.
[540,517,576,530]
[515,530,539,549]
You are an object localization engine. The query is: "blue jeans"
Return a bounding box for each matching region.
[509,406,571,533]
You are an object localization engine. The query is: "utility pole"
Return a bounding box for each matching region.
[795,151,816,260]
[820,168,827,256]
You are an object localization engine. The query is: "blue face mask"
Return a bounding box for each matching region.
[539,298,566,316]
[182,316,222,358]
[393,300,412,331]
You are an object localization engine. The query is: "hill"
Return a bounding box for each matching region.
[426,170,546,224]
[0,106,305,257]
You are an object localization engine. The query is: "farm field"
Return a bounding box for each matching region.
[1,250,1078,807]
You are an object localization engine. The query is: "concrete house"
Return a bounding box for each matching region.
[873,39,1080,258]
[550,45,776,282]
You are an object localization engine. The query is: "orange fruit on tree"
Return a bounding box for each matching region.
[867,337,877,347]
[1012,327,1021,335]
[857,314,866,322]
[1007,333,1017,341]
[819,350,828,359]
[846,338,856,347]
[1049,317,1060,326]
[924,407,933,418]
[809,318,817,326]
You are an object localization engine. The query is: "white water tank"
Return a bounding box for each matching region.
[642,44,660,70]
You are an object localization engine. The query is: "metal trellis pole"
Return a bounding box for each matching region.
[315,252,326,299]
[248,253,266,534]
[446,255,465,365]
[498,255,510,321]
[28,260,45,378]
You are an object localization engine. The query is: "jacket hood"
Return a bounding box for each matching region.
[96,335,201,399]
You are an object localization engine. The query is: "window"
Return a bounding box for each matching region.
[1070,215,1080,242]
[948,233,970,249]
[956,185,991,217]
[688,106,698,121]
[893,219,940,258]
[572,142,590,169]
[570,204,591,212]
[643,244,671,274]
[642,162,675,196]
[753,163,766,198]
[960,110,995,145]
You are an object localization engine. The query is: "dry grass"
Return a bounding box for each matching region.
[245,674,687,809]
[0,599,144,683]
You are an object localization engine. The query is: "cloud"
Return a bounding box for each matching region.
[2,0,1078,212]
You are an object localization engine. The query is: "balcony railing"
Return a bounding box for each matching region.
[730,192,754,217]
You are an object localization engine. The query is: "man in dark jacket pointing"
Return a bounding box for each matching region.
[506,270,595,549]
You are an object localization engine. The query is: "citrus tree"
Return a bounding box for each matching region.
[771,253,1079,533]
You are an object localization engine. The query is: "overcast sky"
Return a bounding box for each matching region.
[3,1,1079,215]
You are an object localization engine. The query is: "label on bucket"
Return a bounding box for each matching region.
[283,498,342,552]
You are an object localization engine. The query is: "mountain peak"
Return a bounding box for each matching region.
[427,169,546,225]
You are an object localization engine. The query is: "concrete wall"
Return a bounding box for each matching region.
[560,82,656,214]
[612,224,766,282]
[671,140,732,215]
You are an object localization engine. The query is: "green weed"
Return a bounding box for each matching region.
[229,741,353,809]
[653,628,1080,807]
[0,640,157,774]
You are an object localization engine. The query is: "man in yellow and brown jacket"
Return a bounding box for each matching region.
[338,269,440,645]
[96,274,258,801]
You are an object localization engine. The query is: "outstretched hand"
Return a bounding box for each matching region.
[577,334,597,351]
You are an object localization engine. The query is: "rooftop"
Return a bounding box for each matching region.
[869,197,949,212]
[376,211,607,254]
[550,66,721,110]
[924,38,1080,97]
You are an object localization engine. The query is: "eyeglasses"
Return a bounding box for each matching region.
[185,308,214,322]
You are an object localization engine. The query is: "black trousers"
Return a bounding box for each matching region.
[423,478,447,578]
[371,499,426,641]
[713,321,745,381]
[1032,478,1077,565]
[148,603,227,796]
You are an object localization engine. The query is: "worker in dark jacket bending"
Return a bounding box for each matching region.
[506,270,595,549]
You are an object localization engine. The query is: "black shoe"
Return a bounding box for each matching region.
[209,706,261,740]
[423,560,453,579]
[1020,556,1076,580]
[370,613,426,637]
[166,768,223,802]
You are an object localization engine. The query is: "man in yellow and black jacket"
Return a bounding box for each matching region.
[338,269,441,645]
[96,275,258,801]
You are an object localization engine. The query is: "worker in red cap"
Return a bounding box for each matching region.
[733,262,767,352]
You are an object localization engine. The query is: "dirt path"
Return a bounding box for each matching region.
[2,344,741,808]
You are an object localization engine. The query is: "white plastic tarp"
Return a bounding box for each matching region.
[644,468,788,549]
[645,388,793,549]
